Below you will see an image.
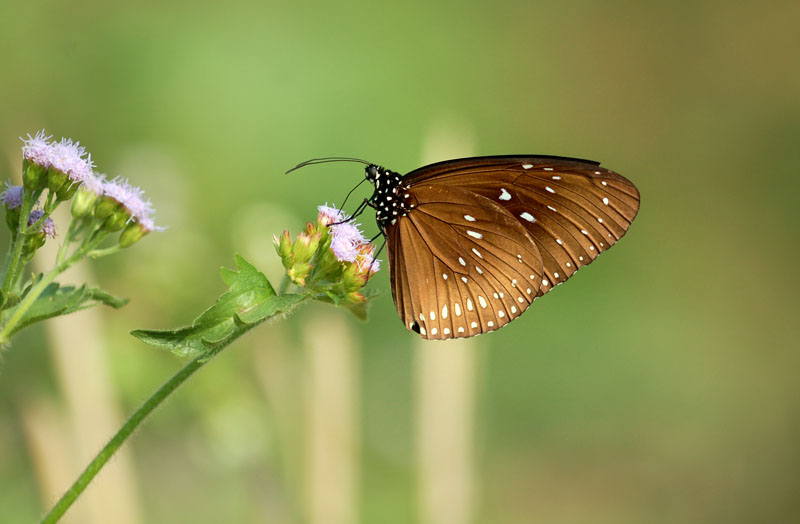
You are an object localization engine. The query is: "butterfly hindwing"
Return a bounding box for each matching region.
[385,184,544,340]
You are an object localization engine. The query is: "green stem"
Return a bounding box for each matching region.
[278,274,291,295]
[0,264,61,344]
[0,230,108,344]
[87,245,120,258]
[39,355,207,524]
[0,193,37,308]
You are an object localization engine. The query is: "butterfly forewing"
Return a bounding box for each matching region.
[405,156,640,295]
[385,184,543,340]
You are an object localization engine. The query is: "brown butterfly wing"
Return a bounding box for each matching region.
[404,156,640,294]
[385,184,544,340]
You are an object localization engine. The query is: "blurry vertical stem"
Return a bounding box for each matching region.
[39,355,207,524]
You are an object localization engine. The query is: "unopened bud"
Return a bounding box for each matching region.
[95,196,121,220]
[71,188,100,218]
[119,221,149,247]
[22,158,48,192]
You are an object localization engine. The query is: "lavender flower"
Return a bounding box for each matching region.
[47,137,95,184]
[21,130,53,167]
[27,209,56,238]
[101,176,163,231]
[317,204,369,263]
[1,182,23,210]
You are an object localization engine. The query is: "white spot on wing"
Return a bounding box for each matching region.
[547,205,557,212]
[544,167,554,171]
[522,163,533,169]
[520,212,535,222]
[472,248,483,259]
[467,230,483,239]
[443,328,451,335]
[420,327,427,335]
[603,197,609,205]
[488,321,495,327]
[443,273,448,280]
[478,296,487,309]
[459,257,466,266]
[461,277,468,283]
[498,310,505,318]
[467,299,474,311]
[458,327,465,333]
[464,214,476,221]
[431,328,438,335]
[442,305,448,319]
[545,186,555,193]
[471,321,478,329]
[454,303,462,316]
[499,188,512,201]
[430,311,436,320]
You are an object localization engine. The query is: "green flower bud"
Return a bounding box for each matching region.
[103,207,131,232]
[46,165,70,194]
[293,232,321,264]
[287,262,312,286]
[71,188,100,218]
[274,230,293,267]
[5,207,20,234]
[119,221,149,248]
[22,158,48,192]
[95,195,121,220]
[22,232,46,257]
[56,180,80,201]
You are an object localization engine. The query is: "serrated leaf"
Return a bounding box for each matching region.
[6,283,128,336]
[131,255,306,359]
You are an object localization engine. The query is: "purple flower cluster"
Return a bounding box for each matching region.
[102,177,161,231]
[317,204,369,263]
[27,209,56,238]
[18,130,162,233]
[22,131,95,185]
[1,181,23,210]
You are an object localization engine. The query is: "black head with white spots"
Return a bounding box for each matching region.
[366,164,410,229]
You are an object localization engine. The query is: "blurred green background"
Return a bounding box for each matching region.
[1,1,798,523]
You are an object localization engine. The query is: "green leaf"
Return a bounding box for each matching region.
[5,282,128,336]
[131,254,307,359]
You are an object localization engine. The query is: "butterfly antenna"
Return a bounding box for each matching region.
[285,157,372,174]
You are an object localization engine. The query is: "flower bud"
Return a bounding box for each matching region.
[287,262,311,286]
[46,165,70,195]
[22,158,48,192]
[5,207,20,233]
[103,207,131,232]
[95,195,121,220]
[71,187,100,218]
[22,232,46,256]
[56,180,80,201]
[274,230,293,267]
[293,232,321,264]
[346,291,366,304]
[119,221,149,248]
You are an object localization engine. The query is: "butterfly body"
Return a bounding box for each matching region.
[359,155,640,340]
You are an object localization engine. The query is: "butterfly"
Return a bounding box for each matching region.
[290,155,640,340]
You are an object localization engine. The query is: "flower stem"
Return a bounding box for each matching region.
[0,230,108,344]
[39,355,207,524]
[0,193,37,309]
